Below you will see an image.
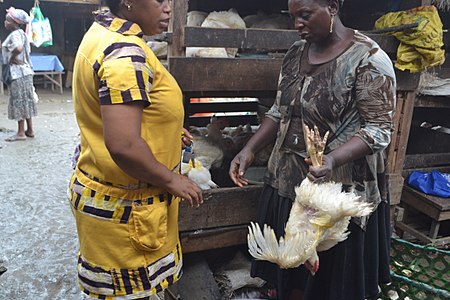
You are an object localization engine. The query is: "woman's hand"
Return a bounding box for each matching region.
[229,148,255,187]
[305,154,335,183]
[165,173,203,208]
[11,56,23,65]
[181,128,193,148]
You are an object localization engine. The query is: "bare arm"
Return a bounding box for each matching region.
[101,102,202,207]
[229,117,278,187]
[10,45,24,65]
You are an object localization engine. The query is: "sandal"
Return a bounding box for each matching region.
[5,135,27,142]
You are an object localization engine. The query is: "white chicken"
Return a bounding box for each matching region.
[181,157,219,190]
[247,125,373,273]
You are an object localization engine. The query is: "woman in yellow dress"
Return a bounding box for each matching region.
[69,0,202,298]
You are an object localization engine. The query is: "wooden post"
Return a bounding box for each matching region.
[168,0,188,60]
[387,91,416,205]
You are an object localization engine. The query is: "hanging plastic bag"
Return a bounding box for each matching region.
[407,170,450,198]
[374,6,445,73]
[29,5,53,48]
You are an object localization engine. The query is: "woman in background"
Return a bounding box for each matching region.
[69,0,202,299]
[2,7,36,141]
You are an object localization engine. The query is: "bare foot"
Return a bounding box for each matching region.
[5,135,27,142]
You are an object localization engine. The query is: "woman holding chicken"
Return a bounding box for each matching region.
[229,0,395,299]
[68,0,202,299]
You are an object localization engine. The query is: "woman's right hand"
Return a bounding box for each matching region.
[229,148,255,187]
[165,173,203,208]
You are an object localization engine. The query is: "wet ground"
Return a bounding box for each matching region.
[0,88,81,299]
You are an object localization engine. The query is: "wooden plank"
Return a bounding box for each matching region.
[387,92,404,174]
[178,185,262,232]
[181,27,399,55]
[396,221,450,248]
[402,186,450,220]
[184,27,299,50]
[168,0,188,57]
[395,222,432,245]
[181,226,248,253]
[393,92,416,173]
[415,96,450,109]
[170,57,282,93]
[42,0,100,3]
[387,92,416,175]
[404,153,450,169]
[387,173,404,205]
[395,70,420,91]
[171,57,417,95]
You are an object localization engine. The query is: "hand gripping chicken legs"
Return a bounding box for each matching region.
[247,125,373,274]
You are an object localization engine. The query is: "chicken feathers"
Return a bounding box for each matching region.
[248,178,372,270]
[247,125,373,273]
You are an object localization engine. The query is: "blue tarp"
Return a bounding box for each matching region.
[30,53,64,72]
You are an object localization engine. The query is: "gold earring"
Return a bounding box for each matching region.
[329,14,334,33]
[127,4,132,11]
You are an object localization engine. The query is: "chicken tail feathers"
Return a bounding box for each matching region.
[248,222,280,263]
[247,222,314,269]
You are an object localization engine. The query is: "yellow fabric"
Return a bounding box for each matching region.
[374,5,445,72]
[69,172,181,268]
[70,13,185,298]
[73,21,184,188]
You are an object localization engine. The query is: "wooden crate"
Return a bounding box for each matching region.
[178,185,263,253]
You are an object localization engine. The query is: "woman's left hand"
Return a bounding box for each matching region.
[181,128,193,148]
[305,154,335,183]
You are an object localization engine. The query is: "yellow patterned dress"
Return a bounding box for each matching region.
[69,11,184,299]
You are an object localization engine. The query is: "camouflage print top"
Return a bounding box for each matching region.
[264,31,396,229]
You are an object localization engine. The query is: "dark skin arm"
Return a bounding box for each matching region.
[10,45,24,65]
[306,136,371,182]
[101,101,203,207]
[229,117,279,187]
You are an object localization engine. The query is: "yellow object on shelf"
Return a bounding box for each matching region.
[374,5,445,73]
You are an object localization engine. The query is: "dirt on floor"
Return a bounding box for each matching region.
[0,87,82,299]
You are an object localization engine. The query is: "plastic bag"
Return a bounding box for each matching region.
[407,170,450,198]
[29,6,53,48]
[374,6,445,73]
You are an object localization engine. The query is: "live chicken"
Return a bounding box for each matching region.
[247,125,373,273]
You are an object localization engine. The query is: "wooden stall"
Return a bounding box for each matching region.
[166,0,449,253]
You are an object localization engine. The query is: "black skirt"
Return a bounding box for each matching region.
[251,184,391,300]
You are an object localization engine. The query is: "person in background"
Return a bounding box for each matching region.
[2,7,36,141]
[69,0,202,299]
[229,0,395,299]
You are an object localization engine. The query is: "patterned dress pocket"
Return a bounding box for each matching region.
[129,201,168,252]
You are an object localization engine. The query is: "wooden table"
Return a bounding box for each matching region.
[31,54,65,94]
[396,185,450,247]
[33,71,64,94]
